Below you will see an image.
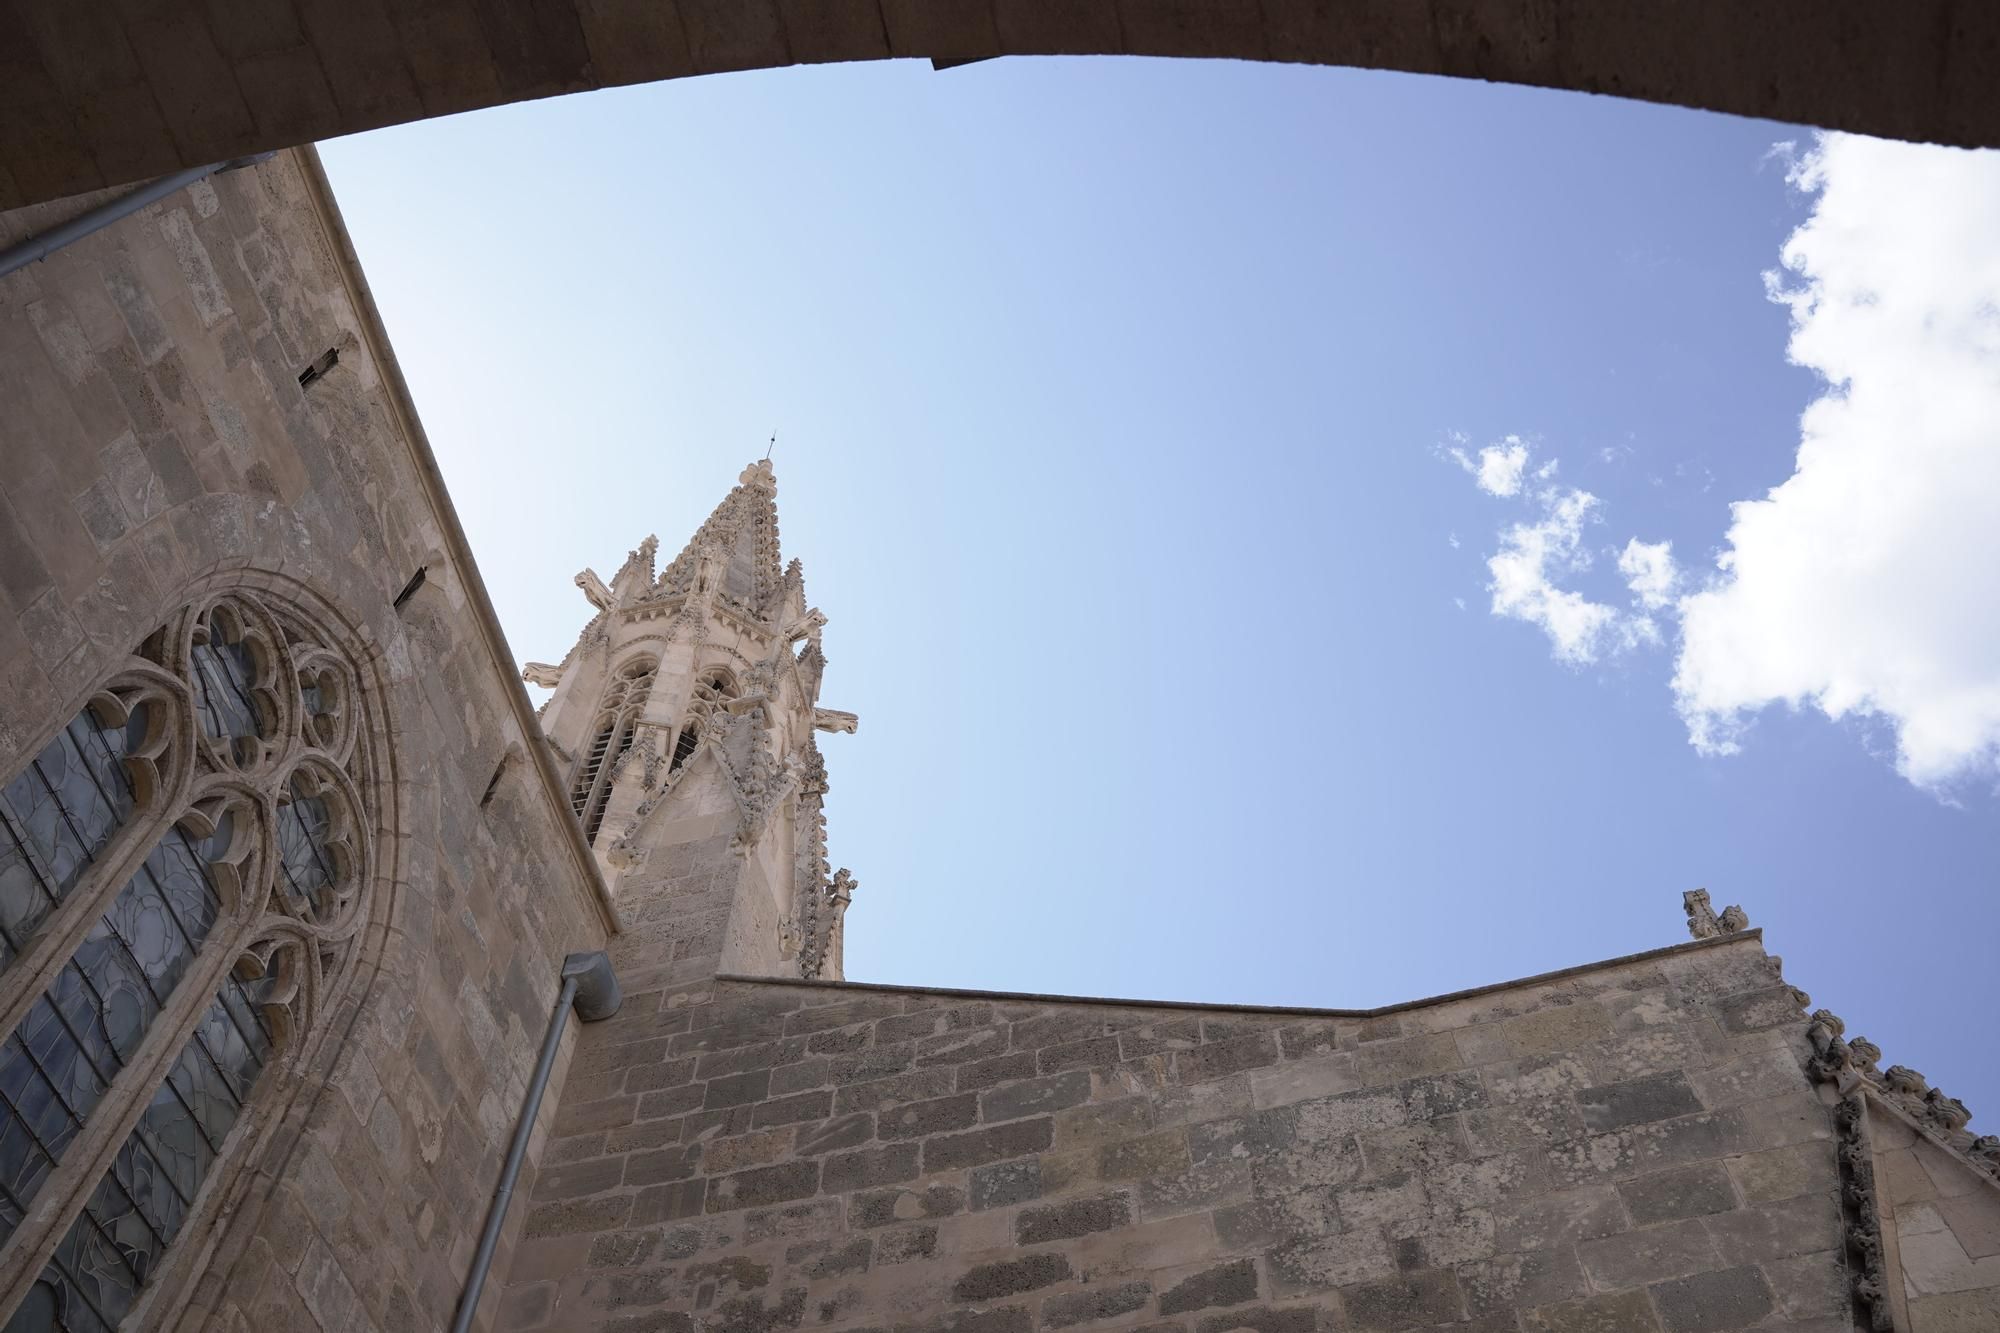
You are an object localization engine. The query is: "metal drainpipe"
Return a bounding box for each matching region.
[0,153,275,280]
[451,950,623,1333]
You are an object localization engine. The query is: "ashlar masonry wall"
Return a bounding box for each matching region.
[500,932,1870,1333]
[1,152,614,1331]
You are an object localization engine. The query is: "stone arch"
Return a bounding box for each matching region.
[1,1,1994,214]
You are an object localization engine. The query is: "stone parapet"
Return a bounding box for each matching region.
[498,932,1866,1332]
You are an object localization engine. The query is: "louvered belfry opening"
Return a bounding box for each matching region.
[570,658,656,845]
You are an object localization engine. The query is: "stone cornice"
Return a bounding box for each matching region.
[719,930,1767,1020]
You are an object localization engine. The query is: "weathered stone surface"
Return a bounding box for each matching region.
[1158,1260,1257,1315]
[706,1161,821,1213]
[951,1253,1074,1302]
[1522,1289,1664,1333]
[821,1143,921,1193]
[924,1118,1056,1172]
[459,932,1976,1333]
[880,1093,980,1140]
[1042,1281,1153,1328]
[1577,1218,1720,1288]
[1648,1264,1774,1332]
[970,1157,1042,1211]
[982,1070,1093,1123]
[1617,1163,1738,1225]
[878,1225,938,1265]
[1576,1072,1703,1133]
[1018,1195,1133,1245]
[1338,1268,1464,1328]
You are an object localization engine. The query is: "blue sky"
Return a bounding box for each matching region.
[320,57,1999,1123]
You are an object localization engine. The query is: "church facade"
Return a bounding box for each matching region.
[1,148,1996,1333]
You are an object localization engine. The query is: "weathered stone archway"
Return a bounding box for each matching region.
[3,0,1996,211]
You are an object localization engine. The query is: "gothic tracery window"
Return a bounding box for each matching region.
[0,589,378,1332]
[570,657,656,844]
[666,668,735,780]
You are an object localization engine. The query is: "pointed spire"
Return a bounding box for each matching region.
[656,460,785,620]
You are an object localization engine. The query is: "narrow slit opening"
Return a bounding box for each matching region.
[392,567,426,611]
[479,758,507,808]
[297,347,339,389]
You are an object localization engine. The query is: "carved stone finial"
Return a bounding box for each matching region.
[1883,1066,1929,1097]
[1682,888,1750,939]
[1807,1010,1850,1083]
[1924,1089,1973,1135]
[1848,1037,1883,1080]
[1683,889,1718,938]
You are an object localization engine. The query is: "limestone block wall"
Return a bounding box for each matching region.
[1876,1109,2000,1330]
[499,933,1876,1332]
[0,151,612,1331]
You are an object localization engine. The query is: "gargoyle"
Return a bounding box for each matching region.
[575,568,613,611]
[813,708,859,735]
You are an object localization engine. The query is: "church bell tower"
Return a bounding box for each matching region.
[524,459,858,986]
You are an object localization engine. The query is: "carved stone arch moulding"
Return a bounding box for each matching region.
[0,566,401,1333]
[134,567,403,1333]
[609,647,662,675]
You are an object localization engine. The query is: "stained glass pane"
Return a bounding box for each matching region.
[275,785,337,922]
[190,637,259,744]
[0,704,143,976]
[0,819,226,1251]
[8,978,270,1333]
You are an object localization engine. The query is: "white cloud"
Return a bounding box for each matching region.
[1444,440,1662,665]
[1447,435,1532,497]
[1618,539,1679,611]
[1443,136,2000,795]
[1672,133,2000,791]
[1486,485,1622,665]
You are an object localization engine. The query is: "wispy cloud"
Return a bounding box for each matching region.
[1486,483,1618,664]
[1445,435,1531,498]
[1444,132,2000,796]
[1447,436,1657,666]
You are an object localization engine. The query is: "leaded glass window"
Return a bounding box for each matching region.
[0,589,378,1332]
[0,815,235,1249]
[0,700,156,975]
[9,970,274,1333]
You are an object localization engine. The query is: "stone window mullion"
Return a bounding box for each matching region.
[573,658,657,844]
[0,902,260,1318]
[0,673,192,1098]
